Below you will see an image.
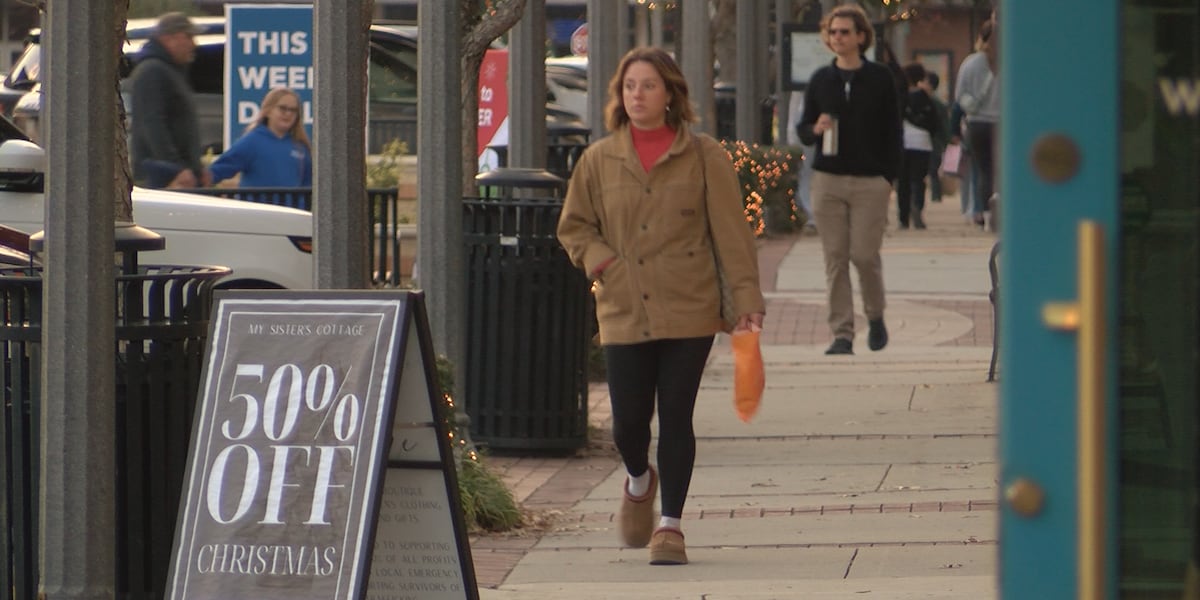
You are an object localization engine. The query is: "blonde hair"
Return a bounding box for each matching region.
[604,47,697,132]
[250,87,310,151]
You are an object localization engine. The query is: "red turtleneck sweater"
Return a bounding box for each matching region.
[631,124,676,173]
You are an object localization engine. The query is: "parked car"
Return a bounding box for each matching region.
[0,38,38,116]
[0,224,35,267]
[10,17,584,154]
[545,56,589,126]
[0,116,313,290]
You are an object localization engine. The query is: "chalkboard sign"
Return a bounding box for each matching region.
[167,291,476,600]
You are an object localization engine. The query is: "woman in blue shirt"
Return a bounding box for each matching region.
[210,87,312,188]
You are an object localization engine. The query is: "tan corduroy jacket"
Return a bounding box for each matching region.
[557,126,765,345]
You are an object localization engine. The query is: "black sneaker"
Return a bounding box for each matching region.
[868,318,888,351]
[825,338,853,355]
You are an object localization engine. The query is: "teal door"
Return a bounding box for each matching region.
[1001,1,1200,598]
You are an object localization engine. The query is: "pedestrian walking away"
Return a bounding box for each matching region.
[898,62,941,230]
[925,72,951,204]
[209,87,312,188]
[129,12,211,189]
[796,4,901,356]
[556,46,765,566]
[955,18,1000,229]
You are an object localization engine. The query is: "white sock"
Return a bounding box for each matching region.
[659,516,681,531]
[626,470,651,497]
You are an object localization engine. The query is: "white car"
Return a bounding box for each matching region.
[545,56,589,126]
[0,126,313,290]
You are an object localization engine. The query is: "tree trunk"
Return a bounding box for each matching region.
[712,0,735,82]
[459,0,526,194]
[115,0,133,222]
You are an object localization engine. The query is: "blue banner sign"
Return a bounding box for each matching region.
[225,4,314,150]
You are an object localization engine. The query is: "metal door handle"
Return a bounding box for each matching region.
[1037,221,1106,599]
[1076,221,1107,600]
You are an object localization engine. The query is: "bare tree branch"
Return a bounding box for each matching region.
[460,0,526,193]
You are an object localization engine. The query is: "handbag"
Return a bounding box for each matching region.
[941,143,964,177]
[732,328,765,422]
[694,136,738,330]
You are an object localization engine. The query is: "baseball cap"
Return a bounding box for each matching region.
[155,12,203,36]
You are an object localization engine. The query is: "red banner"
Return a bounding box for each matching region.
[477,48,509,157]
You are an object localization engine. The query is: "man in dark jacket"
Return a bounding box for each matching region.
[796,4,902,355]
[130,12,210,188]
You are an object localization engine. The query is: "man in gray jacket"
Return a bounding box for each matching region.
[954,18,999,228]
[130,12,210,188]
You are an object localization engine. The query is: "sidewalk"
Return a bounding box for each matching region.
[472,194,1000,599]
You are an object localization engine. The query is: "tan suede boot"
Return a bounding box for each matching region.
[617,466,657,548]
[649,527,688,565]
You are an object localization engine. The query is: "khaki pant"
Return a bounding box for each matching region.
[811,171,890,340]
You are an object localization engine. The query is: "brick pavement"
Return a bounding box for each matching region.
[468,232,998,589]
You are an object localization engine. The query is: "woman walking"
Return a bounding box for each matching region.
[557,47,765,565]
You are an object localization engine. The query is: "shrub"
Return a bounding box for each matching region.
[366,138,410,189]
[719,141,803,236]
[436,355,522,532]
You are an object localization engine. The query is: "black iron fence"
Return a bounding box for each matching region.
[369,117,417,155]
[1,262,229,600]
[178,187,414,288]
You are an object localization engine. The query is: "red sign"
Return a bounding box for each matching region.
[477,48,509,157]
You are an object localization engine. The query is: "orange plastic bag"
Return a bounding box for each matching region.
[731,329,765,422]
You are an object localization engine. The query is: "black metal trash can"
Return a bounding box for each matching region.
[545,124,590,181]
[463,168,591,451]
[1,262,228,600]
[486,123,591,182]
[715,85,776,144]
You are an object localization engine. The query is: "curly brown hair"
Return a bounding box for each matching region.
[821,4,874,55]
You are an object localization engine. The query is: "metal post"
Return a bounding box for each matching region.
[757,0,771,135]
[616,2,632,54]
[736,0,765,143]
[650,4,665,48]
[417,1,464,378]
[634,4,649,47]
[587,0,619,140]
[777,0,794,145]
[40,2,117,597]
[681,0,714,136]
[510,0,547,169]
[314,1,372,289]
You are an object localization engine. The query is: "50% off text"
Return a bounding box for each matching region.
[206,363,365,527]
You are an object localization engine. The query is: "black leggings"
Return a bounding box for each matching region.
[604,336,714,519]
[898,149,931,225]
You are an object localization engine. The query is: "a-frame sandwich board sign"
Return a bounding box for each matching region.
[166,290,478,600]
